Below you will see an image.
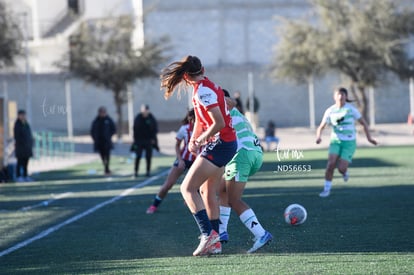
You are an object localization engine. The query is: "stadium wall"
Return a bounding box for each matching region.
[1,70,410,135]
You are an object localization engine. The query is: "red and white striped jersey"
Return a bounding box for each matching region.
[192,77,236,142]
[176,123,199,161]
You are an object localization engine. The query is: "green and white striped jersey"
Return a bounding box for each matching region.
[322,103,361,141]
[230,108,262,152]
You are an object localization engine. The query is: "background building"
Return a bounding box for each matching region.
[1,0,411,135]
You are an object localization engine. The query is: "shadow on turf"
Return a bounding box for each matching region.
[1,150,412,266]
[0,165,171,212]
[26,164,168,183]
[0,183,413,267]
[132,184,414,257]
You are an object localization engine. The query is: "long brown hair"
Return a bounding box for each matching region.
[181,108,195,125]
[160,55,203,99]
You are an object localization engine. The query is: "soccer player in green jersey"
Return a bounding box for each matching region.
[218,89,273,253]
[316,87,377,197]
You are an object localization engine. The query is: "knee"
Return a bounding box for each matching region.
[180,181,197,196]
[179,182,187,195]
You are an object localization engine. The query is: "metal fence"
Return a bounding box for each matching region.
[33,131,74,159]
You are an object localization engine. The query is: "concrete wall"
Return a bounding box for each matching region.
[1,69,410,135]
[1,0,411,134]
[143,0,310,67]
[1,73,189,135]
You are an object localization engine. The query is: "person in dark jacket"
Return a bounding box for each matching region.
[133,104,158,177]
[14,110,34,182]
[90,107,116,176]
[233,91,244,114]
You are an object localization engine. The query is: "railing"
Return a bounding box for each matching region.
[33,131,75,159]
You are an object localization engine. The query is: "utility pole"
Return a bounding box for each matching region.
[65,78,73,139]
[409,65,414,123]
[308,75,315,129]
[22,12,32,124]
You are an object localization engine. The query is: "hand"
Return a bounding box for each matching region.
[189,139,201,155]
[368,137,378,145]
[316,137,322,144]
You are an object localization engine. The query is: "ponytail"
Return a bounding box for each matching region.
[160,55,203,99]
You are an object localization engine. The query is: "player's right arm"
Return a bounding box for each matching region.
[316,109,330,144]
[316,121,326,144]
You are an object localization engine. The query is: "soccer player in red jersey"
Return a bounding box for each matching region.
[160,55,237,256]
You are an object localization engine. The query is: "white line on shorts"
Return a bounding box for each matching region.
[0,170,169,258]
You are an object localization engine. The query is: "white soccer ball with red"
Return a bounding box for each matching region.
[284,204,307,225]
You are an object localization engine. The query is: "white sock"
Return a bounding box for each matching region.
[239,208,266,239]
[219,206,231,234]
[324,180,332,191]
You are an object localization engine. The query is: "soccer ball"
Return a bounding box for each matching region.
[284,204,307,225]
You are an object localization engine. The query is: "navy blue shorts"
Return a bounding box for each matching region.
[173,159,193,169]
[201,139,237,167]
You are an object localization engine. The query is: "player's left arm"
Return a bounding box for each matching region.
[196,106,225,145]
[358,117,378,145]
[189,116,204,154]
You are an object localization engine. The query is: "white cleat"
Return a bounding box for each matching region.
[210,241,222,255]
[343,171,349,182]
[247,231,273,253]
[319,189,331,198]
[192,230,219,256]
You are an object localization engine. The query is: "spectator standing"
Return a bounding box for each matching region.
[245,95,260,131]
[90,106,116,176]
[264,120,280,152]
[233,91,244,114]
[13,110,34,182]
[133,104,158,177]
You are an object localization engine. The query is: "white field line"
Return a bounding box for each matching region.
[20,192,73,211]
[0,170,169,258]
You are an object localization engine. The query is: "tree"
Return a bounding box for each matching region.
[61,15,169,139]
[0,1,22,68]
[271,0,414,123]
[270,19,327,128]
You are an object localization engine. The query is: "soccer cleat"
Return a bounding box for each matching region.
[146,205,157,214]
[192,230,219,256]
[219,231,229,243]
[319,189,331,198]
[343,171,349,182]
[210,241,222,254]
[247,231,273,253]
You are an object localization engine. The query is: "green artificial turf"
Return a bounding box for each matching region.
[0,146,413,274]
